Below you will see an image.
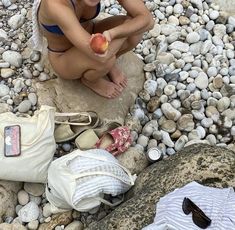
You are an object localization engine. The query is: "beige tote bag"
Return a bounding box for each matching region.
[0,105,56,183]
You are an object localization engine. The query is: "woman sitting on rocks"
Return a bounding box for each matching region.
[35,0,154,98]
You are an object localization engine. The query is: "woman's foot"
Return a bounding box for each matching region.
[81,77,122,99]
[108,64,127,88]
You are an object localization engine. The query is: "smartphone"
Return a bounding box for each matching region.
[4,125,21,157]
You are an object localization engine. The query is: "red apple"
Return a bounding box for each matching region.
[90,33,109,54]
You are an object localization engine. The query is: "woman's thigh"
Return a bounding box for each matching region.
[48,48,99,79]
[48,16,129,79]
[93,15,128,33]
[94,15,143,56]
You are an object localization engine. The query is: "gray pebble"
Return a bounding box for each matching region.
[18,100,31,113]
[0,84,10,97]
[30,51,41,62]
[28,93,37,106]
[62,143,72,152]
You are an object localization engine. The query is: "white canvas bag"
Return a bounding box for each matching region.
[46,149,137,212]
[0,105,94,183]
[0,105,56,183]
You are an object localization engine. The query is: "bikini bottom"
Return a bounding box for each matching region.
[47,46,69,53]
[48,22,95,53]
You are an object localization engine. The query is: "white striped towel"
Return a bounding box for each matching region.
[142,181,235,230]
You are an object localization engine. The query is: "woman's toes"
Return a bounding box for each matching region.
[114,90,121,97]
[121,80,127,88]
[113,83,122,92]
[117,85,123,92]
[117,78,127,88]
[111,92,119,98]
[114,88,122,96]
[107,87,119,98]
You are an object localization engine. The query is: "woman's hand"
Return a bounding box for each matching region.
[89,31,111,58]
[102,30,112,42]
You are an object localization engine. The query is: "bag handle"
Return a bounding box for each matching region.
[0,110,52,146]
[72,171,134,186]
[46,183,124,210]
[54,112,92,126]
[94,195,124,207]
[16,114,32,118]
[73,151,136,182]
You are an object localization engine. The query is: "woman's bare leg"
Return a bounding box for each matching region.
[48,33,127,98]
[107,33,144,88]
[93,16,144,88]
[48,16,143,98]
[81,78,121,98]
[81,56,123,99]
[49,51,123,98]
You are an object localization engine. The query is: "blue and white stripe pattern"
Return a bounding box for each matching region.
[143,181,235,230]
[68,149,134,206]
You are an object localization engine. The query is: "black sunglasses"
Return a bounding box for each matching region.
[182,197,212,229]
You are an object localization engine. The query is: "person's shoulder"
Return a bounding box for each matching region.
[116,0,140,7]
[46,0,70,11]
[46,0,73,18]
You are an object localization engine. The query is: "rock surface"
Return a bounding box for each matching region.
[0,223,27,230]
[0,181,22,223]
[214,0,235,15]
[38,211,73,230]
[87,144,235,230]
[117,147,149,175]
[34,51,145,124]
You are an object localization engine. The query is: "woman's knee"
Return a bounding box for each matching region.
[96,55,116,72]
[49,49,116,81]
[127,33,143,48]
[49,62,78,80]
[83,55,116,82]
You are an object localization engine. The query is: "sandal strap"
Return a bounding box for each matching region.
[96,126,131,155]
[112,135,132,156]
[54,112,92,126]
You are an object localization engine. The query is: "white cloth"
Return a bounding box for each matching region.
[143,181,235,230]
[31,0,43,51]
[69,150,134,205]
[46,149,136,212]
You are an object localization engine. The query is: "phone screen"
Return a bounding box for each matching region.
[4,125,21,157]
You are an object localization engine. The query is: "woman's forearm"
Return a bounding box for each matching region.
[109,14,154,40]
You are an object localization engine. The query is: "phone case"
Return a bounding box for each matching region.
[4,125,21,157]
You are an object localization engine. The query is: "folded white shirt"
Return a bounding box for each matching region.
[143,181,235,230]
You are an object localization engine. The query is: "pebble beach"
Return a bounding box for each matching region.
[0,0,235,229]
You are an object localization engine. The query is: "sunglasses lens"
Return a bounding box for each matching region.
[182,198,191,215]
[182,198,212,229]
[192,212,211,229]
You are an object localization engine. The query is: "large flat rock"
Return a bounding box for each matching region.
[214,0,235,15]
[87,144,235,230]
[0,181,22,223]
[34,51,145,124]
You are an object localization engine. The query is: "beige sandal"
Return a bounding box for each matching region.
[54,111,101,143]
[75,121,121,150]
